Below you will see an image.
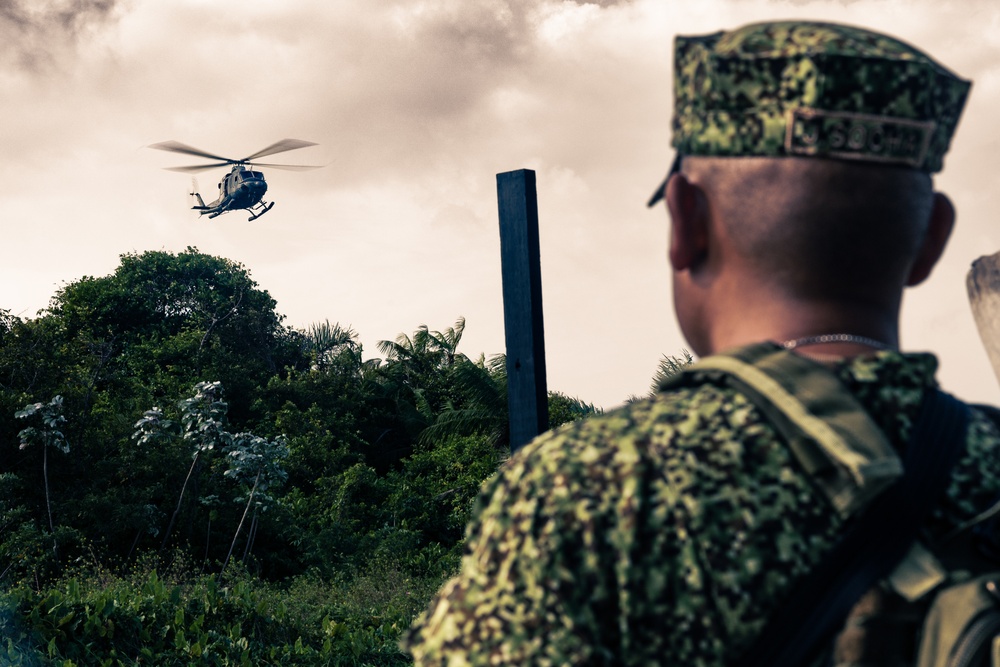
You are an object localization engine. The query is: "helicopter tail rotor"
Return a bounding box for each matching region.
[189,178,207,209]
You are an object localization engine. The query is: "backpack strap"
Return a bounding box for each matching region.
[662,342,904,517]
[735,386,970,667]
[662,343,971,666]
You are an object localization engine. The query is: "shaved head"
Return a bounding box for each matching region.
[681,156,935,305]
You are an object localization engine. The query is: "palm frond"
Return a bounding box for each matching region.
[376,336,412,360]
[650,349,695,394]
[303,320,359,370]
[419,406,507,449]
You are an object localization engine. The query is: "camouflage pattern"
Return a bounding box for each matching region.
[402,349,1000,666]
[672,21,971,172]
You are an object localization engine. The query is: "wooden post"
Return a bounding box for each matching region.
[968,251,1000,388]
[497,169,548,453]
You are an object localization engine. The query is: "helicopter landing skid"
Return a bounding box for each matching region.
[247,202,275,222]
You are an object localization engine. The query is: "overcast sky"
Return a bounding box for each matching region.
[2,0,999,409]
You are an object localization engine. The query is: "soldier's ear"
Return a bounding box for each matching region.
[906,192,955,287]
[666,172,710,272]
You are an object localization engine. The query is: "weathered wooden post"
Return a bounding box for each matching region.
[968,251,1000,388]
[497,169,548,453]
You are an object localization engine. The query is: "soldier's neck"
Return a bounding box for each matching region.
[703,290,901,358]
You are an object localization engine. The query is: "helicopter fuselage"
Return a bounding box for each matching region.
[194,165,273,221]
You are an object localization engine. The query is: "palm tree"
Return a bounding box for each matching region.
[369,325,442,463]
[379,316,467,372]
[303,320,359,371]
[627,350,696,403]
[419,353,509,449]
[422,316,467,367]
[420,352,601,451]
[650,350,695,393]
[376,317,470,417]
[377,329,426,363]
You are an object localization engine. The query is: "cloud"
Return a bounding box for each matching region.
[2,0,999,408]
[0,0,124,72]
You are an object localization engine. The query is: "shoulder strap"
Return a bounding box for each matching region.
[735,388,970,667]
[664,343,904,517]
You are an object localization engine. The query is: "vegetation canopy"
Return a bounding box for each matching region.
[0,247,673,664]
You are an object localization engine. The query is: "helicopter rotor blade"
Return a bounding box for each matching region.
[250,162,324,171]
[162,162,232,173]
[242,139,318,162]
[148,141,236,164]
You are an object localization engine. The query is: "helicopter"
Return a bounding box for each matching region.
[149,139,321,221]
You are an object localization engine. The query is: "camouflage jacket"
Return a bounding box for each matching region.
[402,344,1000,666]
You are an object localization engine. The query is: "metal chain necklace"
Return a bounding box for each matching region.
[780,333,897,351]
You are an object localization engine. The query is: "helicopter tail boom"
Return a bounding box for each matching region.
[190,190,207,209]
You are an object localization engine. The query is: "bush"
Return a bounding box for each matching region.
[0,555,446,666]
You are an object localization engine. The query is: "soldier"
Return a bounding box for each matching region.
[403,20,1000,666]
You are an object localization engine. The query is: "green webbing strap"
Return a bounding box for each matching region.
[737,388,969,667]
[662,342,902,517]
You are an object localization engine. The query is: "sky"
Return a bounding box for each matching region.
[1,0,999,410]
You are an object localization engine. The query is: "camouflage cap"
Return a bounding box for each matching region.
[648,21,971,206]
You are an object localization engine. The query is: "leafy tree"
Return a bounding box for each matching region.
[0,242,617,664]
[387,433,507,548]
[15,395,69,558]
[220,432,288,574]
[48,247,307,423]
[547,391,601,429]
[133,381,231,551]
[0,249,315,573]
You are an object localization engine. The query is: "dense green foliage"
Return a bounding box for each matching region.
[0,248,602,665]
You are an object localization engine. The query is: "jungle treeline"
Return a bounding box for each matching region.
[0,247,610,665]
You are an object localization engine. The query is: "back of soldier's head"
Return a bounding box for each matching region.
[648,21,971,301]
[682,155,933,300]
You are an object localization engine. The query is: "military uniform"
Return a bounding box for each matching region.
[402,346,1000,666]
[403,21,986,666]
